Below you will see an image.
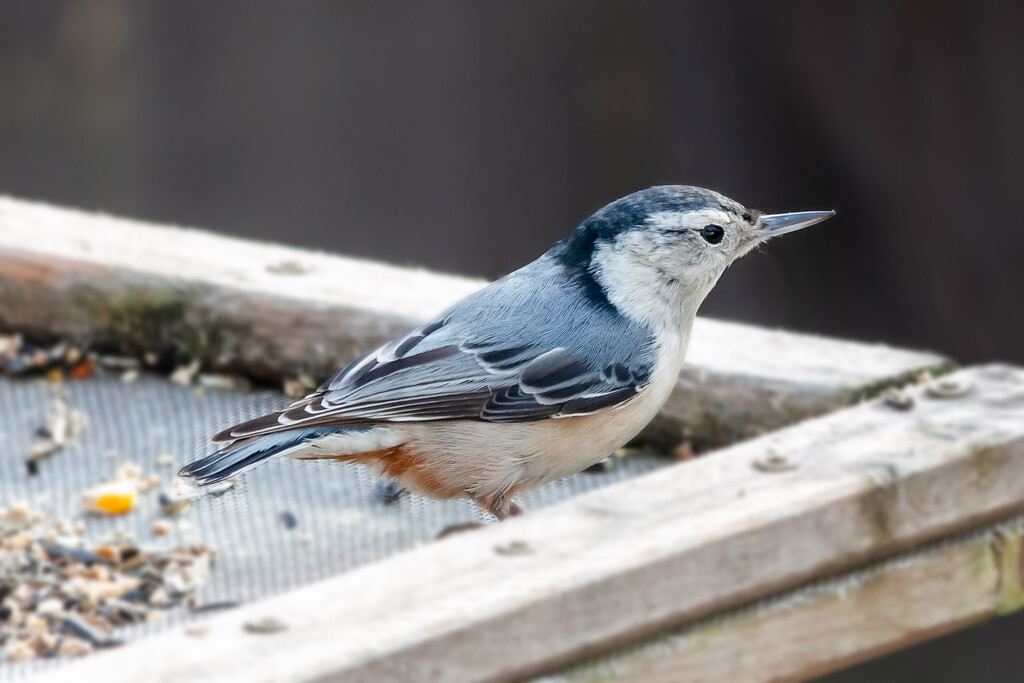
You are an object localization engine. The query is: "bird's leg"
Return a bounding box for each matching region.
[476,488,523,521]
[504,501,525,518]
[436,522,483,539]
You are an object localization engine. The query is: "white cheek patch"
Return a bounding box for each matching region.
[590,235,690,335]
[590,208,746,334]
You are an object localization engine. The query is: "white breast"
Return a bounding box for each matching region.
[392,325,690,502]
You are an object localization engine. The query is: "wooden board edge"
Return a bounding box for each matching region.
[540,514,1024,683]
[28,365,1024,683]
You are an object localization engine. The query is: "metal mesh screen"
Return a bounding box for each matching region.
[0,373,668,679]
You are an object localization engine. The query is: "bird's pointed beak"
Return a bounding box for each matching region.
[758,210,836,238]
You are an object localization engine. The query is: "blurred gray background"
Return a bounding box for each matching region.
[1,1,1022,680]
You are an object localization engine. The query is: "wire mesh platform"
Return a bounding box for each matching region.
[0,372,669,679]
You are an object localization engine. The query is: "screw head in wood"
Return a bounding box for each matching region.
[244,616,288,634]
[494,540,532,556]
[926,378,971,399]
[753,449,798,473]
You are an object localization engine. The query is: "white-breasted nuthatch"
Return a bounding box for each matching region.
[180,186,833,519]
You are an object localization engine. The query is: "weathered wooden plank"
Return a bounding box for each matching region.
[664,317,946,446]
[541,516,1024,683]
[35,365,1024,683]
[0,196,482,382]
[0,196,948,448]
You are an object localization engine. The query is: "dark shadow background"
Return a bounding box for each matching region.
[1,1,1022,679]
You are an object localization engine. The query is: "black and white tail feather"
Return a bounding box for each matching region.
[179,427,349,486]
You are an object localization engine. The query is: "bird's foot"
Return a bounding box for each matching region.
[436,522,484,539]
[435,494,524,539]
[473,490,523,521]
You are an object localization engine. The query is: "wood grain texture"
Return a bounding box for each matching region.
[0,196,948,448]
[35,365,1024,683]
[542,517,1024,683]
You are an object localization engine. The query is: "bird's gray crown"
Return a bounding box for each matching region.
[554,185,749,271]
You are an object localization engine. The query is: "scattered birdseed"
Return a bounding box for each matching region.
[4,640,33,662]
[283,379,308,399]
[284,374,319,398]
[120,369,140,383]
[155,454,175,468]
[0,334,19,357]
[98,355,141,371]
[158,476,235,516]
[0,503,216,662]
[882,387,915,410]
[8,501,31,520]
[68,358,96,380]
[278,511,298,530]
[117,462,142,480]
[26,441,60,472]
[60,614,121,647]
[81,462,161,515]
[151,520,173,537]
[158,492,190,518]
[373,480,404,505]
[0,337,86,377]
[243,616,288,634]
[493,540,532,556]
[672,441,696,461]
[148,587,170,606]
[197,374,251,392]
[25,384,89,473]
[170,360,201,387]
[57,636,93,658]
[81,482,138,516]
[159,478,195,517]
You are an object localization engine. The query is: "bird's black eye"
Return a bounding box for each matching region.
[700,225,725,245]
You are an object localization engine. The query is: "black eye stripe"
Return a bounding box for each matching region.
[662,225,725,242]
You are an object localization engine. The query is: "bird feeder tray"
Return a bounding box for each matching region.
[2,197,1020,683]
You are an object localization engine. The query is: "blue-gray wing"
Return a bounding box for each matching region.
[213,254,655,442]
